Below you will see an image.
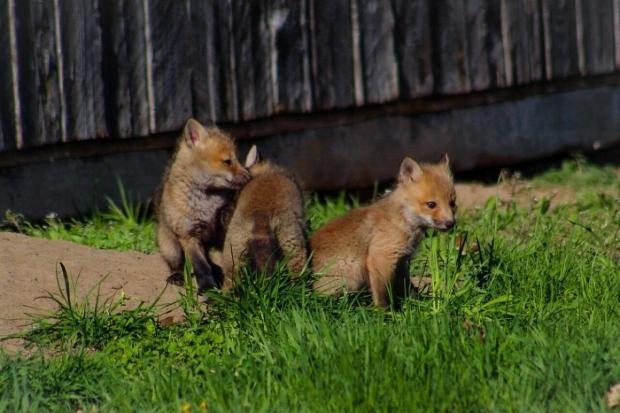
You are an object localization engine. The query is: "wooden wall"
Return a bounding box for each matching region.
[1,0,620,152]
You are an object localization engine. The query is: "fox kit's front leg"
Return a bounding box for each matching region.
[158,223,185,285]
[366,244,400,307]
[181,237,220,292]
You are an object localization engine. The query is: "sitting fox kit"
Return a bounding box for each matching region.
[221,146,307,288]
[155,117,452,307]
[155,118,249,292]
[310,156,456,307]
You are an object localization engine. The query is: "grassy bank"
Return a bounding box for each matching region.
[1,160,619,412]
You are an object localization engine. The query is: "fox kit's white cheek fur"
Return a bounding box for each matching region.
[422,214,438,228]
[403,206,434,228]
[193,166,220,187]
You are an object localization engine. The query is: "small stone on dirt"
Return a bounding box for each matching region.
[608,383,620,409]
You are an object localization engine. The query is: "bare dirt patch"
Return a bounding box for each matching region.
[0,182,594,353]
[0,232,180,353]
[455,182,578,210]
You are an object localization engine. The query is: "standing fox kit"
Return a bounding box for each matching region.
[155,118,249,292]
[310,156,456,307]
[221,146,307,288]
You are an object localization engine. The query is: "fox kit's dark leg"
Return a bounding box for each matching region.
[389,255,413,310]
[208,253,224,287]
[247,235,279,274]
[181,238,219,292]
[247,216,279,274]
[158,224,185,285]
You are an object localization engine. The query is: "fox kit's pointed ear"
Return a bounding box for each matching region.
[442,153,450,166]
[184,118,207,146]
[399,157,423,183]
[245,145,259,168]
[441,153,452,174]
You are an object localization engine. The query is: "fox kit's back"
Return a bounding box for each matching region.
[222,146,307,287]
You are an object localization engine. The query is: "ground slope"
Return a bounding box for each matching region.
[0,182,588,351]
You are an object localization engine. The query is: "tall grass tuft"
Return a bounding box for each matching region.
[12,263,163,351]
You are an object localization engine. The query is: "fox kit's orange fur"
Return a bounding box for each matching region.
[221,146,307,288]
[154,118,249,292]
[310,156,456,307]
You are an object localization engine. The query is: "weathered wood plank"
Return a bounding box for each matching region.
[147,0,193,132]
[541,0,579,79]
[308,0,355,109]
[357,0,399,103]
[188,0,211,123]
[614,0,620,68]
[232,0,273,120]
[0,106,4,150]
[267,0,313,113]
[193,0,238,122]
[523,0,544,82]
[58,0,107,141]
[429,0,471,94]
[503,0,544,85]
[0,2,17,151]
[392,0,433,98]
[13,1,63,147]
[99,0,149,138]
[465,0,506,91]
[579,0,615,75]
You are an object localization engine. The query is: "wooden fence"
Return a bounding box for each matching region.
[1,0,620,152]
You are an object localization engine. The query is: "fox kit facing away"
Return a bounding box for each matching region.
[154,119,249,292]
[310,156,456,307]
[221,145,308,289]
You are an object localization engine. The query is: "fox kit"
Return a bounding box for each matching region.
[310,156,456,307]
[221,145,307,289]
[154,118,249,292]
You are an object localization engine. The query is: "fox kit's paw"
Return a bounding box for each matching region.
[166,272,185,286]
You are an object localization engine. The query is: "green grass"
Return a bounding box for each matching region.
[1,162,620,412]
[532,156,620,190]
[3,183,156,253]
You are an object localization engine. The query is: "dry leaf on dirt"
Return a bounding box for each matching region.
[160,315,184,326]
[608,383,620,409]
[410,276,433,293]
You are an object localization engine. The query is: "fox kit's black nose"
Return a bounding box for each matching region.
[445,219,455,229]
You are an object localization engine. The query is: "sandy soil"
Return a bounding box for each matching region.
[0,232,182,353]
[0,182,586,352]
[455,181,578,210]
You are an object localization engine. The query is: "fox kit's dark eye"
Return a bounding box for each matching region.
[222,159,232,166]
[450,200,456,208]
[426,201,437,209]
